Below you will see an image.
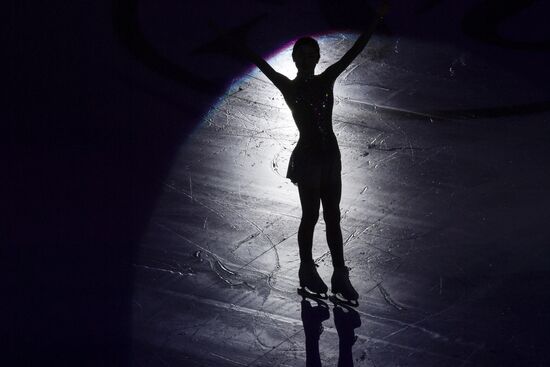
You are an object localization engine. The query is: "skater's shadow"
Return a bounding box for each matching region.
[301,299,330,367]
[333,303,361,367]
[300,299,361,367]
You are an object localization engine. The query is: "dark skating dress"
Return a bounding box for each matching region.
[282,72,341,189]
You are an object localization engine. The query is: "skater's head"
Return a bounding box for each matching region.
[292,37,320,75]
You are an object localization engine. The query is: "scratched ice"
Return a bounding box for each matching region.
[132,33,550,366]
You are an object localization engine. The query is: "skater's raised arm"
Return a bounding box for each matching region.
[204,20,291,92]
[239,45,291,91]
[323,2,389,81]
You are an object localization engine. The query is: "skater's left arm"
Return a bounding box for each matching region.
[322,1,389,81]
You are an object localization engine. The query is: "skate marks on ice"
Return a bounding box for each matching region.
[133,285,476,366]
[133,33,550,366]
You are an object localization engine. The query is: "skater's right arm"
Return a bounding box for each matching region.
[206,21,291,91]
[239,45,291,92]
[214,27,290,91]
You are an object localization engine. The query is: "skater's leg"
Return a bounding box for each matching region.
[321,172,359,303]
[298,184,321,263]
[298,184,328,294]
[320,178,345,268]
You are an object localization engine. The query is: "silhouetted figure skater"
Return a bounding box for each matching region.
[221,2,388,304]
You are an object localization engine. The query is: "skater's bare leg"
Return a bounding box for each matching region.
[298,183,321,263]
[320,177,359,303]
[297,184,328,294]
[320,178,345,268]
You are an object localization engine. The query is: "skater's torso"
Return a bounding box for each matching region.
[280,73,339,155]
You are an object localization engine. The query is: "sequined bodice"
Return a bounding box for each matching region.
[282,74,338,152]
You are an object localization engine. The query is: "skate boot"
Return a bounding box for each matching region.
[330,266,359,307]
[298,261,328,299]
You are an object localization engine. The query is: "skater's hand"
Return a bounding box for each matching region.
[202,15,267,57]
[375,0,390,19]
[214,23,248,52]
[203,19,290,92]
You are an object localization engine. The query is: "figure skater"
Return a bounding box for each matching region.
[218,2,388,304]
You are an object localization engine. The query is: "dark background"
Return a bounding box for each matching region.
[6,0,549,365]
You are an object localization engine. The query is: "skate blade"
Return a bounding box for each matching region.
[297,287,328,300]
[329,294,359,307]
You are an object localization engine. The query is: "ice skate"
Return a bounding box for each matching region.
[330,266,359,307]
[297,261,328,300]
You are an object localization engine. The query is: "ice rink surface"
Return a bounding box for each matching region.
[133,28,550,367]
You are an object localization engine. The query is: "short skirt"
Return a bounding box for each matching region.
[286,145,341,189]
